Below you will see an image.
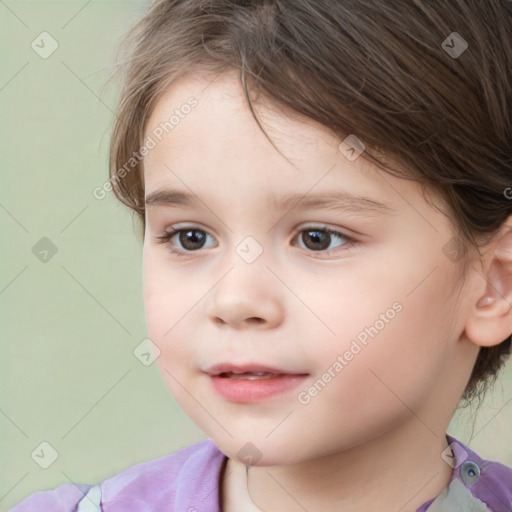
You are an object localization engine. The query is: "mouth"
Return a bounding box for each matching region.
[216,371,289,380]
[205,362,308,377]
[204,363,309,402]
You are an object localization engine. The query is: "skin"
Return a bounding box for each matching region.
[141,70,512,512]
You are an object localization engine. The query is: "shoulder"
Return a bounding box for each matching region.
[446,434,512,510]
[9,483,93,512]
[10,439,226,512]
[100,437,226,510]
[475,456,512,507]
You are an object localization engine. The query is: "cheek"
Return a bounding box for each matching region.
[143,283,200,406]
[298,255,457,412]
[288,299,452,457]
[143,251,197,363]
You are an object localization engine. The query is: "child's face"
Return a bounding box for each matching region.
[142,70,479,465]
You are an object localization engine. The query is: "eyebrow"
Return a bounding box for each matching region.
[145,189,395,215]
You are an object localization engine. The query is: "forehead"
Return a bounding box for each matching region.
[147,70,352,158]
[144,70,383,184]
[141,70,449,231]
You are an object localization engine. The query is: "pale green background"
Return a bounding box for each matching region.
[1,1,511,510]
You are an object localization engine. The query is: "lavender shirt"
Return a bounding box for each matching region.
[10,434,512,511]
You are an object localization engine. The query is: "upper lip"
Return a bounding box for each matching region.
[205,363,308,376]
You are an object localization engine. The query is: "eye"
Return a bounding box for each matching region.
[293,226,352,253]
[154,227,216,255]
[153,225,354,256]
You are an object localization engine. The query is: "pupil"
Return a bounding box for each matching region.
[304,230,330,251]
[180,230,205,250]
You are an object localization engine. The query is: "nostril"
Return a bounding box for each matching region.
[212,316,265,327]
[248,317,264,324]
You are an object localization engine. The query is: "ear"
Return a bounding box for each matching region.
[464,218,512,347]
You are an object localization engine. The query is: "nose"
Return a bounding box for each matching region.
[205,264,285,329]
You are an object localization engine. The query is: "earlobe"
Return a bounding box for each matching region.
[465,220,512,348]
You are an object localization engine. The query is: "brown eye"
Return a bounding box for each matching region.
[175,229,208,250]
[296,228,349,252]
[154,227,216,254]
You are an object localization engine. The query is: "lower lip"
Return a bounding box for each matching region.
[208,374,309,403]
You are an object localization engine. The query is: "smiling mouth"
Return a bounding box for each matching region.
[218,371,289,380]
[206,362,308,376]
[208,371,309,403]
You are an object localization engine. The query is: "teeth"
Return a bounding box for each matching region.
[221,371,271,376]
[223,372,276,380]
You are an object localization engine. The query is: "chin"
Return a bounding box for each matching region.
[213,436,309,467]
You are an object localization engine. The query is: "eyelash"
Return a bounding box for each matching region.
[153,225,356,257]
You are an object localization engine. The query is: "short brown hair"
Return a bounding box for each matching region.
[108,0,512,404]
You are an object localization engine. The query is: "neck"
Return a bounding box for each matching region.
[245,421,453,512]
